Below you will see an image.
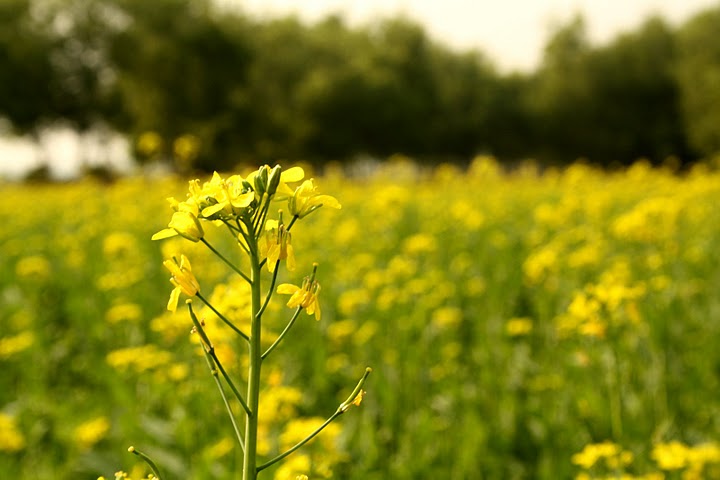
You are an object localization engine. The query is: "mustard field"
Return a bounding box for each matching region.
[2,157,720,479]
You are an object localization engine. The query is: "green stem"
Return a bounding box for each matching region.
[252,195,272,237]
[188,302,251,416]
[201,238,252,284]
[224,222,250,255]
[209,346,252,417]
[257,412,340,472]
[200,344,246,452]
[257,367,371,472]
[287,215,299,231]
[196,292,249,342]
[257,262,280,319]
[128,446,163,479]
[243,241,263,480]
[262,307,302,360]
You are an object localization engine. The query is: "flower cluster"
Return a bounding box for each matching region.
[153,166,340,314]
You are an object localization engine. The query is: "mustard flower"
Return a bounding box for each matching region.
[259,218,296,272]
[152,198,204,242]
[163,255,200,312]
[152,210,204,242]
[188,172,255,218]
[277,270,322,320]
[288,179,341,218]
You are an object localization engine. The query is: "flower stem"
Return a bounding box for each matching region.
[257,412,340,472]
[128,446,162,480]
[196,292,249,342]
[261,307,302,360]
[257,262,280,319]
[188,302,251,417]
[256,367,371,472]
[201,238,252,284]
[243,243,263,480]
[200,345,246,452]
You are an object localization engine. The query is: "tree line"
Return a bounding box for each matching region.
[1,0,720,172]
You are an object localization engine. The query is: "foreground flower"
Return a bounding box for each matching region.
[277,265,322,319]
[152,209,205,242]
[288,179,341,218]
[163,255,200,312]
[259,217,295,272]
[187,171,255,219]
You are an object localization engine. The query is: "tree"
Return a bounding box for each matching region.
[675,5,720,157]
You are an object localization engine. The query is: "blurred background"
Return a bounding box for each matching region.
[1,0,720,180]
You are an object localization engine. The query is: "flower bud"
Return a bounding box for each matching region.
[254,165,269,196]
[266,165,282,197]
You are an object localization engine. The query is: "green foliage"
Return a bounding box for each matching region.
[3,1,720,168]
[675,5,720,157]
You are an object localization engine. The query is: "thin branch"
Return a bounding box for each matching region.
[261,307,302,360]
[256,367,372,472]
[208,345,252,417]
[128,446,163,480]
[257,262,280,320]
[200,344,246,453]
[188,302,252,417]
[256,412,340,472]
[196,293,250,342]
[201,238,252,284]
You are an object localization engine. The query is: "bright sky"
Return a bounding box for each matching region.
[234,0,718,72]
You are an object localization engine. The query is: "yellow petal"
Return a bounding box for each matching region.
[316,194,341,209]
[277,283,300,295]
[152,228,178,241]
[167,287,181,312]
[231,191,254,208]
[281,166,304,182]
[202,203,226,217]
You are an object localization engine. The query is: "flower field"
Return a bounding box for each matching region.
[2,157,720,479]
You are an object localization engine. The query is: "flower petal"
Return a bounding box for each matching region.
[151,228,178,241]
[277,283,300,295]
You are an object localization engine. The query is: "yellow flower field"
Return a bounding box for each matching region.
[1,157,719,479]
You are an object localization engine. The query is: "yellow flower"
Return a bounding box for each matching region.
[505,317,533,337]
[74,416,111,450]
[152,198,204,242]
[652,441,690,470]
[0,413,26,452]
[192,172,255,218]
[288,179,341,218]
[152,210,204,242]
[352,389,365,407]
[277,266,322,320]
[163,255,200,312]
[259,218,296,272]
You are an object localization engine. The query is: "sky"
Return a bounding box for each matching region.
[234,0,719,72]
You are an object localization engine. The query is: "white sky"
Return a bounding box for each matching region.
[233,0,719,72]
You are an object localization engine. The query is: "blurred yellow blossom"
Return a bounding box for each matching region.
[0,331,35,359]
[0,413,25,452]
[15,255,51,279]
[74,416,111,450]
[505,317,533,337]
